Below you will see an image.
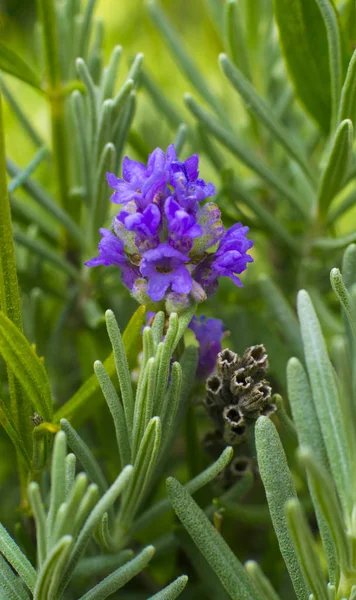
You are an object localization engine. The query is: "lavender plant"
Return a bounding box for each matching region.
[1,0,356,598]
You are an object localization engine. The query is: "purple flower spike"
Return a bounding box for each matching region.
[189,315,225,379]
[140,243,192,302]
[87,144,253,312]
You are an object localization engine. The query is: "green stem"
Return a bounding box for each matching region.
[0,93,30,501]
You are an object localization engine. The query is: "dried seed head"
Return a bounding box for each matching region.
[223,404,242,425]
[206,374,223,400]
[216,349,238,380]
[239,380,272,417]
[230,370,253,396]
[223,415,247,444]
[240,344,268,376]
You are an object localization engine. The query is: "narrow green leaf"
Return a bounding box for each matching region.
[0,554,29,599]
[287,358,337,582]
[46,431,67,544]
[0,522,37,592]
[297,290,352,515]
[314,0,342,130]
[114,90,136,171]
[6,158,83,246]
[79,0,97,58]
[298,447,351,572]
[93,142,116,233]
[94,360,131,467]
[224,175,299,251]
[65,453,77,497]
[342,243,356,289]
[58,465,133,597]
[318,120,353,218]
[244,562,280,600]
[28,482,47,568]
[255,416,310,600]
[338,50,356,128]
[140,69,182,129]
[105,309,135,440]
[120,418,161,528]
[259,275,303,359]
[100,44,122,100]
[147,0,224,120]
[185,94,308,217]
[0,311,53,421]
[330,267,356,341]
[219,53,314,183]
[148,576,188,599]
[224,0,252,80]
[60,418,109,495]
[285,499,329,600]
[34,535,73,600]
[131,446,233,536]
[273,0,332,132]
[0,44,42,90]
[313,232,356,250]
[167,477,263,600]
[14,229,80,279]
[78,546,155,600]
[0,77,44,146]
[54,305,146,425]
[174,123,188,157]
[8,146,48,193]
[73,551,134,579]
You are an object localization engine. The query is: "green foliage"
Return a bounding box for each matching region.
[2,0,356,597]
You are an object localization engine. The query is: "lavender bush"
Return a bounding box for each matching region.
[0,0,356,598]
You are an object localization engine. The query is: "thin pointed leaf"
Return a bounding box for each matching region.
[0,44,42,90]
[78,546,155,600]
[338,50,356,128]
[219,53,314,183]
[0,554,29,600]
[244,562,280,600]
[185,94,308,217]
[53,306,146,425]
[0,311,53,421]
[259,275,303,359]
[167,477,263,600]
[273,0,332,132]
[318,120,353,218]
[224,0,251,80]
[58,465,133,597]
[287,357,337,583]
[0,523,37,592]
[148,575,188,599]
[131,446,233,536]
[314,0,342,129]
[285,499,329,600]
[255,416,310,600]
[147,0,224,120]
[297,290,353,515]
[60,418,109,495]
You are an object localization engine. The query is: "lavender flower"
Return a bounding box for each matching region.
[86,144,253,312]
[189,315,225,378]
